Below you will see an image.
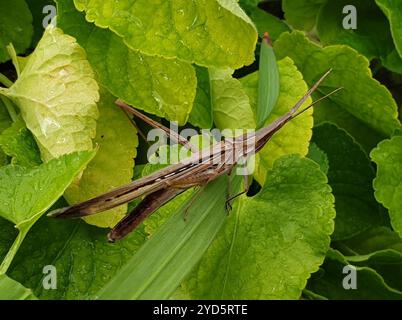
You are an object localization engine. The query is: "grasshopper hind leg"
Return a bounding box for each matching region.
[108,188,184,242]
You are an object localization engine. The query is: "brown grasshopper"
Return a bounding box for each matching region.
[49,70,340,242]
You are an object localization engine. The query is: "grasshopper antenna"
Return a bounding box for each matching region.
[115,100,197,153]
[253,69,336,153]
[291,87,343,120]
[120,106,149,143]
[288,69,333,115]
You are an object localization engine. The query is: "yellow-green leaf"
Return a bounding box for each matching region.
[73,0,258,69]
[57,0,196,125]
[0,274,36,300]
[371,136,402,237]
[64,89,138,228]
[0,27,99,161]
[210,68,256,130]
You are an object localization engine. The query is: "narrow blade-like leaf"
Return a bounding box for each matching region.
[257,33,280,128]
[97,175,241,300]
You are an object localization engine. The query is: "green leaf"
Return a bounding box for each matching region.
[313,123,383,240]
[274,31,400,137]
[25,0,55,45]
[340,227,402,255]
[241,57,313,185]
[336,224,402,285]
[307,142,329,175]
[307,249,402,299]
[282,0,326,31]
[7,217,146,299]
[0,100,12,166]
[313,97,384,152]
[303,288,327,300]
[0,274,37,300]
[0,218,16,263]
[170,285,192,300]
[382,49,402,74]
[0,118,41,167]
[347,249,402,291]
[371,136,402,237]
[316,0,402,72]
[0,99,11,134]
[0,0,33,62]
[239,0,260,11]
[248,8,291,40]
[0,27,99,162]
[97,174,242,300]
[257,35,279,128]
[376,0,402,58]
[0,151,94,228]
[56,0,196,125]
[64,89,138,228]
[185,155,335,299]
[188,67,213,128]
[73,0,258,69]
[0,151,6,167]
[6,44,23,78]
[0,150,95,274]
[210,68,256,130]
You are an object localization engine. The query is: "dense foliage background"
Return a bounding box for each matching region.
[0,0,402,300]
